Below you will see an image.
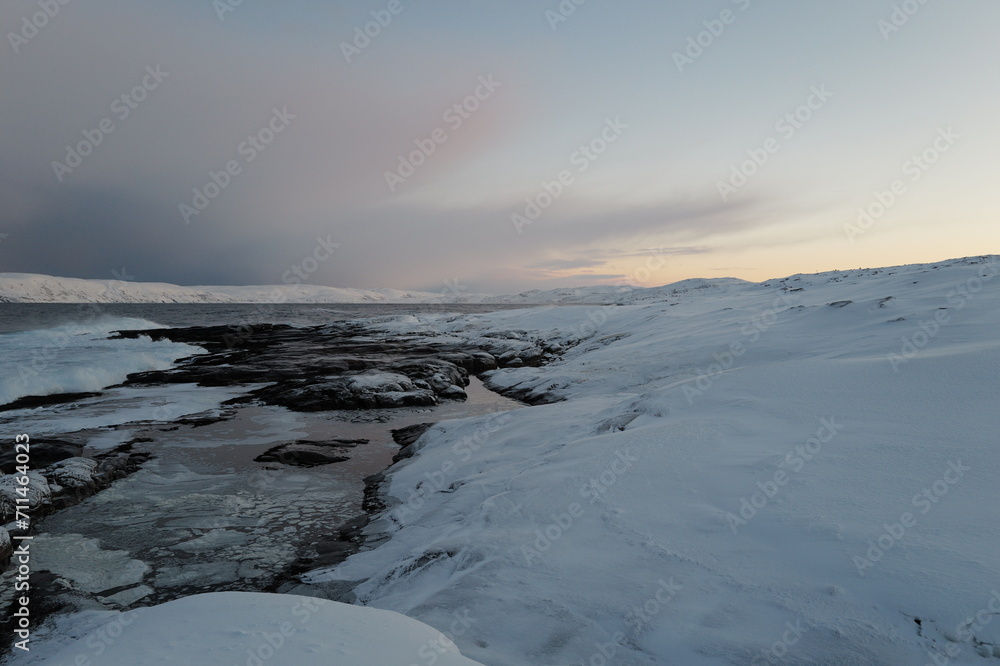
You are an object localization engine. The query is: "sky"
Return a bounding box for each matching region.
[1,0,998,295]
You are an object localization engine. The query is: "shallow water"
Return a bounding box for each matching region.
[1,375,522,612]
[0,303,527,622]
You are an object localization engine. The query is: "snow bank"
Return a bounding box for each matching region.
[13,592,484,666]
[305,256,1000,665]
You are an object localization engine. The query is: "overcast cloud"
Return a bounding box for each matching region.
[2,0,998,292]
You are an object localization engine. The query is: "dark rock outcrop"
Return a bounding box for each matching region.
[391,423,436,447]
[0,438,84,474]
[0,392,102,413]
[0,443,150,530]
[112,323,507,413]
[254,439,369,467]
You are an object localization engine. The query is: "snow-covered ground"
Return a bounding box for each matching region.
[11,255,1000,664]
[297,255,1000,665]
[479,277,753,305]
[11,592,484,665]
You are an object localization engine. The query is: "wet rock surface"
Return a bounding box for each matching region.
[112,321,567,409]
[391,422,436,447]
[109,322,539,413]
[2,318,536,655]
[0,392,103,413]
[0,437,84,474]
[254,439,369,467]
[0,442,149,527]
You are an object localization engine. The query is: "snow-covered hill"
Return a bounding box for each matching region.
[0,271,754,305]
[0,273,448,304]
[480,277,752,305]
[296,254,1000,665]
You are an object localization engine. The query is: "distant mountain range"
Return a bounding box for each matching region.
[6,258,993,304]
[0,271,752,305]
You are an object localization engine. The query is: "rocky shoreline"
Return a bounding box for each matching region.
[1,318,558,656]
[0,441,151,567]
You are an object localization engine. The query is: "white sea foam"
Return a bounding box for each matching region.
[0,316,204,406]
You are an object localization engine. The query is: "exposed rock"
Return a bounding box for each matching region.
[0,471,51,523]
[518,347,545,365]
[247,378,438,412]
[468,351,499,372]
[112,323,526,414]
[0,528,11,570]
[391,423,436,447]
[0,392,102,413]
[112,323,296,353]
[0,438,83,474]
[361,472,387,513]
[498,350,519,365]
[255,439,369,467]
[277,514,373,579]
[440,385,467,400]
[393,360,468,391]
[46,458,101,496]
[0,443,150,568]
[431,351,497,373]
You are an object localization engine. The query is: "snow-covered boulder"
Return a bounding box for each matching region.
[0,471,50,522]
[15,592,484,666]
[0,527,11,568]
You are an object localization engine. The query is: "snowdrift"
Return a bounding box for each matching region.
[304,255,1000,665]
[11,592,484,666]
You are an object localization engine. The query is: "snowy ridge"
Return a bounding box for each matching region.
[303,254,1000,665]
[0,273,448,304]
[481,277,753,305]
[0,271,754,304]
